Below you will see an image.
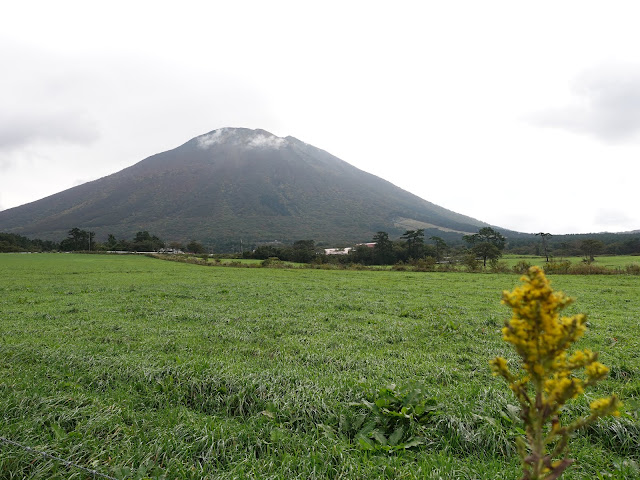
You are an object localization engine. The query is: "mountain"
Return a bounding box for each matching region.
[0,128,491,247]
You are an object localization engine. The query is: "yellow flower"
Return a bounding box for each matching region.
[499,268,591,378]
[586,362,609,381]
[490,357,508,376]
[590,396,621,417]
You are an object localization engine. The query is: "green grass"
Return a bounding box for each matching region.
[172,255,303,268]
[502,254,640,269]
[1,254,639,479]
[585,255,640,268]
[208,258,264,265]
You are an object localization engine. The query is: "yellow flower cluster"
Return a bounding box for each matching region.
[500,267,587,379]
[590,397,621,417]
[490,266,620,480]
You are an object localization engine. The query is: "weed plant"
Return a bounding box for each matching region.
[492,267,620,479]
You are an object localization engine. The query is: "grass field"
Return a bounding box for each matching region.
[1,254,639,479]
[501,254,640,269]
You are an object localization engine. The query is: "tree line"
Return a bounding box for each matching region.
[0,229,206,254]
[244,227,508,267]
[245,227,640,266]
[0,232,58,253]
[507,234,640,258]
[2,227,639,262]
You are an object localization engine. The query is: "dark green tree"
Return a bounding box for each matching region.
[373,231,394,265]
[580,239,604,262]
[60,227,89,251]
[621,237,640,254]
[349,244,374,265]
[131,231,164,251]
[168,241,184,252]
[291,240,316,263]
[535,232,552,262]
[429,236,448,262]
[186,240,206,254]
[401,229,425,260]
[557,241,572,259]
[252,245,281,259]
[463,227,506,267]
[106,234,118,250]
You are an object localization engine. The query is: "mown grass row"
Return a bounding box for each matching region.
[1,254,639,478]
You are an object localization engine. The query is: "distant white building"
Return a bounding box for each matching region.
[158,248,184,254]
[324,247,352,255]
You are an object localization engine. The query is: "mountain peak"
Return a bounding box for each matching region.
[196,127,288,150]
[0,128,490,246]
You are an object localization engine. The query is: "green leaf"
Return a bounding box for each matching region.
[389,425,405,446]
[351,413,366,431]
[270,428,285,442]
[317,424,337,440]
[361,399,376,411]
[371,430,387,445]
[357,436,375,450]
[403,437,426,449]
[356,419,376,438]
[51,423,66,440]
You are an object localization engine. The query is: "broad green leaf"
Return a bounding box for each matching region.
[389,425,404,446]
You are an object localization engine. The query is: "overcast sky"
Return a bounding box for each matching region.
[2,1,639,235]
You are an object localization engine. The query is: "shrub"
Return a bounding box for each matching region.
[462,253,481,272]
[412,257,436,272]
[391,262,408,271]
[490,260,511,273]
[543,260,571,274]
[625,263,640,275]
[436,262,457,272]
[512,260,533,274]
[568,263,614,275]
[261,257,283,267]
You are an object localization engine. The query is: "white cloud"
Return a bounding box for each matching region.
[528,63,640,143]
[247,133,286,149]
[0,154,14,172]
[197,129,227,148]
[197,128,287,150]
[0,110,99,151]
[594,209,632,228]
[0,40,100,152]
